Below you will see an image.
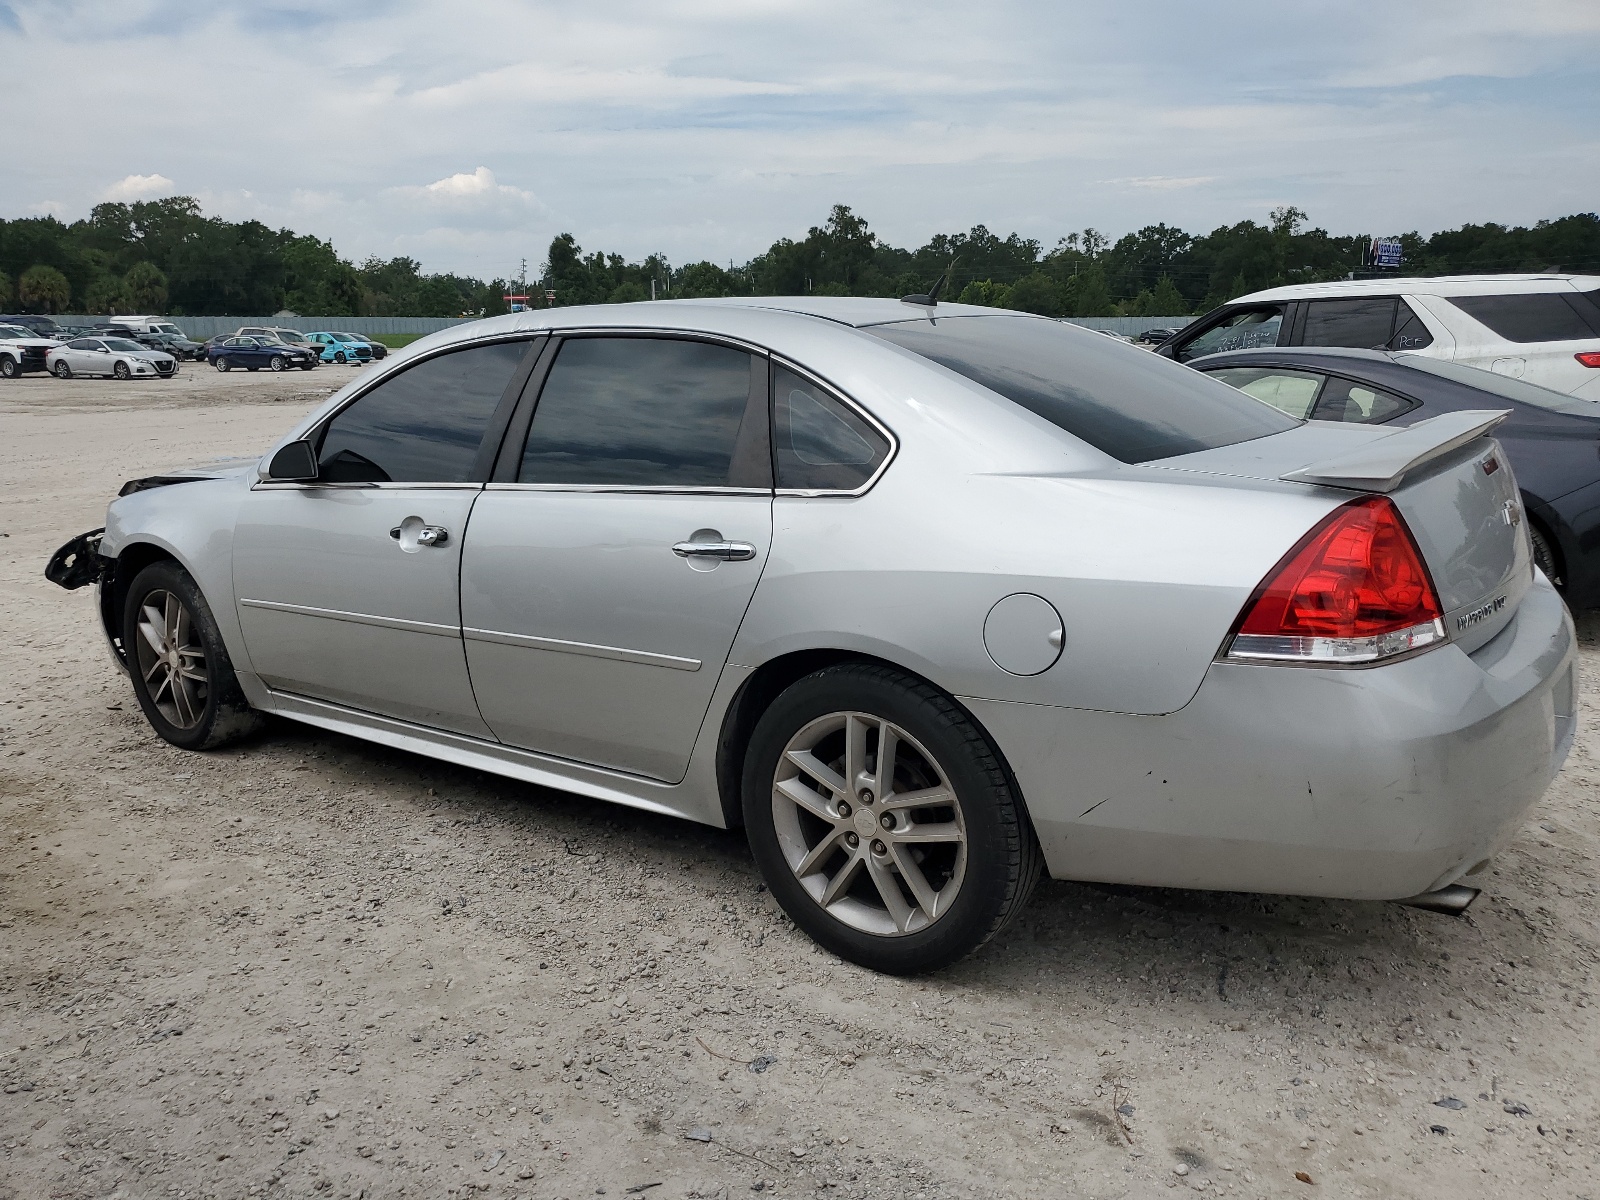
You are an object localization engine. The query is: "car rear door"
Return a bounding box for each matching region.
[232,337,539,735]
[459,334,773,783]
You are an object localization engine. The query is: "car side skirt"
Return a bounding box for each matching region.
[257,666,752,829]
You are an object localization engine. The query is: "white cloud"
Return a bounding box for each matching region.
[1100,176,1218,191]
[412,167,533,203]
[102,173,175,202]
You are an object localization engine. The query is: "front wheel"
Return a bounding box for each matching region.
[123,561,265,751]
[333,351,346,364]
[269,355,286,372]
[214,357,230,372]
[742,663,1042,974]
[53,360,72,379]
[114,361,131,380]
[0,356,18,379]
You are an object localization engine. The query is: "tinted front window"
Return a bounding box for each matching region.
[773,366,889,490]
[318,340,530,483]
[103,339,144,352]
[868,315,1297,463]
[69,339,96,350]
[1203,366,1325,419]
[518,337,754,487]
[1299,297,1397,349]
[1176,306,1285,362]
[1451,292,1600,343]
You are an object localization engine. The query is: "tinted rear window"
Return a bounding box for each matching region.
[1450,292,1600,343]
[1394,355,1598,415]
[866,315,1297,463]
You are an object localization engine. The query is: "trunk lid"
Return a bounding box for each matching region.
[1153,417,1532,653]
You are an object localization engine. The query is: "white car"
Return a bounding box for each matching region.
[47,335,178,380]
[1159,274,1600,398]
[0,323,61,378]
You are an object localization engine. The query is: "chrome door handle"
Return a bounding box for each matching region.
[673,539,756,561]
[390,523,450,547]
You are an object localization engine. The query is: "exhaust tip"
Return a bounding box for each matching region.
[1396,884,1480,916]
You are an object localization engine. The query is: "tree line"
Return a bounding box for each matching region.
[2,195,1597,319]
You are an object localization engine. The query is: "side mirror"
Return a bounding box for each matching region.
[264,440,319,482]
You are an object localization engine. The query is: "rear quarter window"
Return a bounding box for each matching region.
[1449,293,1600,343]
[866,315,1297,463]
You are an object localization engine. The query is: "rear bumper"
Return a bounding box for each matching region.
[968,572,1577,901]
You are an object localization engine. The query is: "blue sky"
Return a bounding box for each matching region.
[3,0,1598,278]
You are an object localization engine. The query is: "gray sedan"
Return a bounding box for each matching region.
[47,298,1576,973]
[47,335,178,379]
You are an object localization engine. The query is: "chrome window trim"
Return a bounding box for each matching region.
[251,481,485,492]
[462,627,702,672]
[238,597,459,638]
[483,483,770,496]
[768,353,899,497]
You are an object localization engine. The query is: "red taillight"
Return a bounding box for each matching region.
[1226,496,1445,664]
[1576,351,1600,368]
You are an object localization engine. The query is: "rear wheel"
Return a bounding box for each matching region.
[123,561,265,751]
[214,357,230,372]
[743,663,1042,974]
[53,360,72,379]
[113,360,131,380]
[1530,521,1563,589]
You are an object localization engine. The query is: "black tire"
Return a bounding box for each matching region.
[247,366,259,372]
[269,355,286,372]
[1530,521,1563,590]
[214,357,230,372]
[53,360,72,379]
[299,363,315,371]
[742,663,1042,974]
[114,360,131,380]
[122,560,265,752]
[0,356,18,379]
[333,350,346,364]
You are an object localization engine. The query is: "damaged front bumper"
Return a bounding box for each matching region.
[46,527,127,675]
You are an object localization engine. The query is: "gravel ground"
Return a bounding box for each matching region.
[2,368,1598,1200]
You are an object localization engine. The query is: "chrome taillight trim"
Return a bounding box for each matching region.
[1224,618,1446,665]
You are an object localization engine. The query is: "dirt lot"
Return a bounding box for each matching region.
[2,367,1598,1200]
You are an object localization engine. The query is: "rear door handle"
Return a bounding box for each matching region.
[672,540,756,561]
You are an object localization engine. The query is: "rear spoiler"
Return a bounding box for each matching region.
[1280,409,1512,493]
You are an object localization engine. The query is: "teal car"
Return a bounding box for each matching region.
[306,332,374,364]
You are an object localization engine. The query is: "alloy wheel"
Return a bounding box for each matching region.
[771,711,967,936]
[133,589,209,729]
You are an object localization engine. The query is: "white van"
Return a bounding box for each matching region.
[108,315,190,338]
[1158,274,1600,398]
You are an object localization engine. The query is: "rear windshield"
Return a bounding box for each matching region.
[1394,354,1598,414]
[1450,291,1600,343]
[865,315,1298,463]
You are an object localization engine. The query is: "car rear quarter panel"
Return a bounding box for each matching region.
[731,423,1344,717]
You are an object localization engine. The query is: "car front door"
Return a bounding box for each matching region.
[459,334,774,782]
[232,337,539,735]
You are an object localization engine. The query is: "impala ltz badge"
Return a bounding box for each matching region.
[1457,595,1507,632]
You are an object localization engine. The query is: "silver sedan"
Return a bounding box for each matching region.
[47,335,178,379]
[48,298,1576,973]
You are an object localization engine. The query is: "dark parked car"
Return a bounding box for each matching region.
[207,335,317,373]
[0,314,64,338]
[116,328,206,360]
[1191,345,1600,606]
[1136,327,1178,344]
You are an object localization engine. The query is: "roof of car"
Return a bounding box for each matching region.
[656,296,1027,328]
[1191,346,1401,368]
[1234,274,1600,304]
